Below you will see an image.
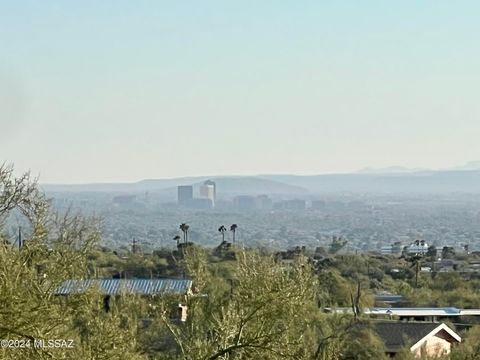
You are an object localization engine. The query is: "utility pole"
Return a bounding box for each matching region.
[18,226,22,250]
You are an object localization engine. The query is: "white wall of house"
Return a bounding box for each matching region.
[411,335,451,358]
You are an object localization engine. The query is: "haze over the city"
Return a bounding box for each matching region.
[2,1,480,183]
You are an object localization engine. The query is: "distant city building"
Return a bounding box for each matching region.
[256,195,273,210]
[275,199,306,210]
[380,245,394,255]
[200,183,215,207]
[380,242,403,255]
[177,185,193,206]
[234,195,257,210]
[311,200,326,210]
[347,200,366,209]
[326,201,346,210]
[285,199,306,210]
[113,195,136,205]
[407,240,429,256]
[213,199,232,210]
[203,180,216,202]
[186,198,213,210]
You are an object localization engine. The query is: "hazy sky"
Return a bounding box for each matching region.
[1,1,480,183]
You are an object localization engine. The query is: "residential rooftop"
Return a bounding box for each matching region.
[56,278,192,296]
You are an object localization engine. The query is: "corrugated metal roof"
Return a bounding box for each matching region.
[375,295,403,302]
[326,307,480,317]
[55,278,192,296]
[367,307,463,316]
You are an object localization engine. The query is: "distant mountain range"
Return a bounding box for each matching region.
[355,166,430,174]
[41,176,308,195]
[41,162,480,195]
[355,161,480,174]
[453,160,480,171]
[261,170,480,193]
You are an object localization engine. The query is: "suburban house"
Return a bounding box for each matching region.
[367,307,480,323]
[56,278,192,320]
[373,322,461,357]
[374,292,404,306]
[326,306,480,323]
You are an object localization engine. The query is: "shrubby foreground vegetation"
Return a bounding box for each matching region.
[1,164,480,359]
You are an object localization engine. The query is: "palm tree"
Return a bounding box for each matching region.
[179,223,189,245]
[173,235,181,247]
[230,224,238,247]
[218,225,227,244]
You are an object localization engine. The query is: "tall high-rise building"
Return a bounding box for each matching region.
[256,195,273,210]
[177,185,193,206]
[200,184,215,207]
[200,180,216,207]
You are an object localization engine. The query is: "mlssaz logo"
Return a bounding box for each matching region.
[34,339,74,348]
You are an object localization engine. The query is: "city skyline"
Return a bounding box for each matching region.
[2,1,480,183]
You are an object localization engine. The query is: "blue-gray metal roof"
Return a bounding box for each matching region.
[55,278,192,296]
[375,294,403,303]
